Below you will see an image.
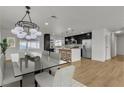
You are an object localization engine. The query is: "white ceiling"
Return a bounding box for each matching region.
[1,6,124,36]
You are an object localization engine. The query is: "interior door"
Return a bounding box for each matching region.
[105,35,111,60]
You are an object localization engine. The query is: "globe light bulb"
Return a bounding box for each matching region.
[26,35,31,40]
[35,31,42,36]
[11,29,17,34]
[30,34,37,39]
[14,26,24,32]
[17,32,27,39]
[29,29,38,34]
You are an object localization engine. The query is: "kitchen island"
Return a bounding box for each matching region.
[59,48,81,62]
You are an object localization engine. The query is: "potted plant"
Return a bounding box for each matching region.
[0,38,8,58]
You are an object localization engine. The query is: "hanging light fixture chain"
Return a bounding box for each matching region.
[21,13,27,21]
[28,13,32,23]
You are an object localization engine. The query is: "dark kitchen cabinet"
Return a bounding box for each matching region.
[65,32,92,45]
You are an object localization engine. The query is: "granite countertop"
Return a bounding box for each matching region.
[59,48,71,51]
[59,48,80,51]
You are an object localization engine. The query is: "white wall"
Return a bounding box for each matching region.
[117,34,124,55]
[105,30,111,60]
[111,33,117,57]
[92,29,106,62]
[92,28,111,62]
[0,31,1,54]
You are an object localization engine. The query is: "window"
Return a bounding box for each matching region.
[54,40,62,47]
[20,40,27,49]
[20,40,40,49]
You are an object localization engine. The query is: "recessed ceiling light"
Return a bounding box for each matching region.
[45,22,48,26]
[67,28,71,30]
[51,16,57,19]
[81,32,84,34]
[115,31,122,34]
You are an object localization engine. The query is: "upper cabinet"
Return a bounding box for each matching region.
[65,32,92,45]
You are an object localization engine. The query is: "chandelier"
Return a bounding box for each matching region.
[11,6,42,40]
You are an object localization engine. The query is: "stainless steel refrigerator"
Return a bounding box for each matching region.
[82,39,92,58]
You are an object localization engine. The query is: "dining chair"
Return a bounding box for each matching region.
[10,53,20,67]
[48,52,61,75]
[0,54,22,87]
[42,51,49,56]
[11,53,37,75]
[30,52,42,58]
[0,54,4,87]
[50,52,60,61]
[35,65,76,87]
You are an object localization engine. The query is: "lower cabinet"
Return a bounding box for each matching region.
[59,48,81,62]
[59,49,71,62]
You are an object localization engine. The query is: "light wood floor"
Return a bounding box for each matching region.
[70,56,124,87]
[6,55,124,87]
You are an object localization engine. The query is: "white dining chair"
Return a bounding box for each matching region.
[42,51,49,56]
[35,65,76,87]
[0,54,4,87]
[0,54,22,87]
[50,52,60,61]
[10,53,20,67]
[30,52,42,58]
[49,52,61,75]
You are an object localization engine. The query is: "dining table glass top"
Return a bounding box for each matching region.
[12,54,68,77]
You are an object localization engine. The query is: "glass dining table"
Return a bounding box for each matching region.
[12,55,68,77]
